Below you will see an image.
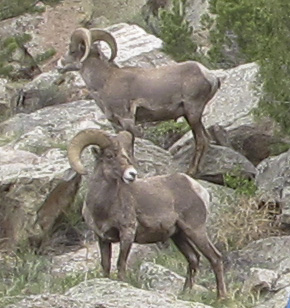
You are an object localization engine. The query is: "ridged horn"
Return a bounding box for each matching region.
[89,29,117,61]
[70,28,92,63]
[68,129,112,175]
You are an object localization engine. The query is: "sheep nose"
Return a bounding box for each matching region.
[123,167,137,184]
[129,171,136,179]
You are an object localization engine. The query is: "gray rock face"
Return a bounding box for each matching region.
[254,286,290,308]
[66,278,213,308]
[139,261,208,296]
[6,279,214,308]
[171,141,256,184]
[256,149,290,226]
[226,236,290,284]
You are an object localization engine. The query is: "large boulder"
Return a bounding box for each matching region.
[6,278,214,308]
[226,236,290,285]
[256,149,290,227]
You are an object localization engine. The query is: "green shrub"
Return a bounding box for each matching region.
[144,120,190,149]
[206,0,290,135]
[223,167,257,197]
[35,48,56,63]
[0,34,56,80]
[0,0,62,21]
[159,0,198,62]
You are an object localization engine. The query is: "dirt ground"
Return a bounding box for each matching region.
[38,0,146,70]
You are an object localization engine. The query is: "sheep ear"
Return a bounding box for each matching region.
[91,147,101,158]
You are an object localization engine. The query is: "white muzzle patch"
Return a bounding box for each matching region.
[123,167,137,184]
[56,58,64,69]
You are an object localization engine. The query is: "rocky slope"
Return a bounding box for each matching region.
[0,1,290,308]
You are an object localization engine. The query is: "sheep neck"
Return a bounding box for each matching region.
[81,57,115,90]
[86,164,122,218]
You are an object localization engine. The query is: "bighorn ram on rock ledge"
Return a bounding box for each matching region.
[67,128,227,298]
[59,28,221,175]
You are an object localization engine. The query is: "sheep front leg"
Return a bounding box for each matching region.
[117,229,135,281]
[117,117,143,137]
[98,238,112,278]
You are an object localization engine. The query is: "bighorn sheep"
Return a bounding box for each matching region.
[67,128,227,298]
[59,28,221,175]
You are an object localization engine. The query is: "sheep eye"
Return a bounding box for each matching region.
[106,153,114,159]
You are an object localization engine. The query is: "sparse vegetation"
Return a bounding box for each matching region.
[0,0,62,21]
[144,241,261,308]
[0,34,56,80]
[211,194,282,252]
[144,120,190,149]
[0,248,102,307]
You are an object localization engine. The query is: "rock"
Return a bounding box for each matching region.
[171,142,256,185]
[101,23,168,67]
[0,78,12,122]
[6,278,214,308]
[226,236,290,285]
[51,243,158,277]
[242,267,279,293]
[0,147,80,249]
[139,261,208,296]
[66,278,213,308]
[253,286,290,308]
[256,149,290,227]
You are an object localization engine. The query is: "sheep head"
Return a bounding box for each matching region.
[58,28,118,72]
[67,129,137,183]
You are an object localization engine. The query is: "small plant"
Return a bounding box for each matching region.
[144,120,190,149]
[0,247,102,307]
[0,0,62,21]
[35,48,56,64]
[223,167,257,197]
[0,33,56,80]
[159,0,198,62]
[181,284,261,308]
[153,242,187,277]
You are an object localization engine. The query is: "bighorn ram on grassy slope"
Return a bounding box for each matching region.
[67,128,227,298]
[59,28,221,176]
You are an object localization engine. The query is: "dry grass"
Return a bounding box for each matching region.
[212,196,283,252]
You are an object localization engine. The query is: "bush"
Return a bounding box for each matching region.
[223,167,257,197]
[0,0,62,21]
[206,0,290,135]
[144,120,190,149]
[159,0,198,62]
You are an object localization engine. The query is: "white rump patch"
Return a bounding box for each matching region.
[183,174,211,212]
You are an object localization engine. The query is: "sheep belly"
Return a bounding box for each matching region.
[134,218,177,244]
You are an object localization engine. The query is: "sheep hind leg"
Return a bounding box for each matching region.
[185,116,209,177]
[171,232,200,291]
[178,222,227,299]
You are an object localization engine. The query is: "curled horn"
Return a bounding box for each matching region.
[89,29,118,61]
[70,28,92,63]
[68,129,112,175]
